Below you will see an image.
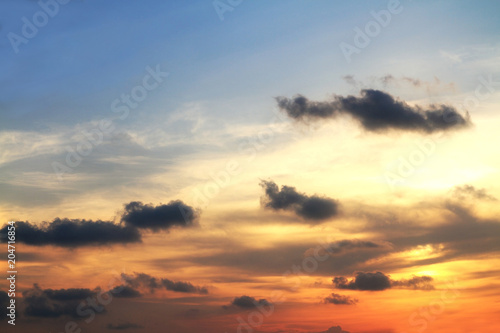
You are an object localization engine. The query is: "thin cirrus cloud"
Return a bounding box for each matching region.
[0,200,197,247]
[260,180,339,221]
[332,272,434,291]
[276,89,471,133]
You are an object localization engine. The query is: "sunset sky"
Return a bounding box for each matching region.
[1,1,500,332]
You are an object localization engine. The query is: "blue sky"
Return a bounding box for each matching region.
[2,0,499,130]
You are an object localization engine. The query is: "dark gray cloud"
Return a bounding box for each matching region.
[312,326,351,333]
[0,219,141,247]
[0,290,9,320]
[276,89,471,133]
[106,322,144,330]
[333,272,391,291]
[323,293,358,305]
[121,273,208,295]
[121,201,197,231]
[109,286,142,298]
[390,276,435,290]
[260,180,339,221]
[23,284,97,318]
[42,287,96,301]
[332,272,434,291]
[451,184,497,201]
[224,295,271,309]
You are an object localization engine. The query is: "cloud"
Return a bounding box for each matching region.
[260,180,339,221]
[323,293,358,305]
[106,322,144,330]
[390,276,435,290]
[276,89,471,133]
[0,291,9,320]
[305,240,390,257]
[360,202,500,272]
[451,184,497,201]
[311,326,350,333]
[0,219,141,247]
[0,200,198,247]
[109,286,142,298]
[121,273,208,295]
[22,284,98,318]
[332,272,434,291]
[224,295,271,309]
[121,201,197,231]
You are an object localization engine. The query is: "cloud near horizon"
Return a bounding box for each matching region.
[276,89,471,133]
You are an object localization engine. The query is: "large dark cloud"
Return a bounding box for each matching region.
[0,200,198,247]
[121,273,208,295]
[323,293,358,305]
[22,284,98,318]
[332,272,434,291]
[121,201,197,231]
[276,89,471,133]
[224,295,271,309]
[0,219,141,247]
[260,180,339,221]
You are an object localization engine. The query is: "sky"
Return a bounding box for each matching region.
[1,0,500,332]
